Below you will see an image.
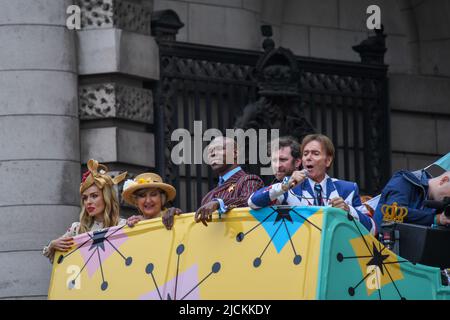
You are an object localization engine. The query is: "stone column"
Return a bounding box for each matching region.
[0,0,80,299]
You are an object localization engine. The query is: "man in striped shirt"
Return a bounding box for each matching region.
[195,136,264,226]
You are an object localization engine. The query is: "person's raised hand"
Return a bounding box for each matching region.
[195,201,219,227]
[438,213,450,226]
[163,207,183,230]
[50,237,74,252]
[283,169,308,191]
[330,197,350,212]
[127,215,144,227]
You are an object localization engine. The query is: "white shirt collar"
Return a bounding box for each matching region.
[308,174,329,197]
[221,166,242,183]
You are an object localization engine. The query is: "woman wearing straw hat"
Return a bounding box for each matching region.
[42,159,127,263]
[122,173,180,229]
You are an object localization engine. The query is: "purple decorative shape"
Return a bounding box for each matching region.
[140,264,200,300]
[74,226,129,278]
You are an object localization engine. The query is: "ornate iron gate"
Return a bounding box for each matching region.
[298,57,390,199]
[150,13,390,212]
[152,42,259,211]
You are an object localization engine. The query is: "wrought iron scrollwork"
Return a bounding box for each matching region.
[154,18,389,205]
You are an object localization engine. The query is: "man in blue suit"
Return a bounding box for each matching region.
[248,134,375,234]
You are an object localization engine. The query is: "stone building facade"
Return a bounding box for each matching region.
[154,0,450,170]
[0,0,448,299]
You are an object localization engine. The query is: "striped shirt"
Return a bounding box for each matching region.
[201,169,264,210]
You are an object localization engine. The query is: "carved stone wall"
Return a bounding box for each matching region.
[78,0,152,35]
[79,83,154,124]
[77,0,158,195]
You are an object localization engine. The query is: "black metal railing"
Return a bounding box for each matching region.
[150,14,390,212]
[298,56,390,196]
[152,41,389,212]
[153,42,259,211]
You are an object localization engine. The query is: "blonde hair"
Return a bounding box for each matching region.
[78,184,120,234]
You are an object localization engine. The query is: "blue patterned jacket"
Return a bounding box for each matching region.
[248,176,375,234]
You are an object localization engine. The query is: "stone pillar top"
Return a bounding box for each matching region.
[151,9,185,41]
[352,26,388,65]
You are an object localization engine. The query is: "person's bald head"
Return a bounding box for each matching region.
[211,136,235,149]
[429,171,450,201]
[206,136,238,175]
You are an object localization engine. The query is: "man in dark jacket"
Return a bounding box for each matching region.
[374,170,450,229]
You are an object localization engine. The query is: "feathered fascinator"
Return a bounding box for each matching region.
[80,159,127,193]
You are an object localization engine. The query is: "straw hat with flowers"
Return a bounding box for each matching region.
[122,173,176,206]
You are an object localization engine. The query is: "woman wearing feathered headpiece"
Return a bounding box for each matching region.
[42,159,127,263]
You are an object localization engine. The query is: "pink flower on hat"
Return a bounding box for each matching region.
[81,170,91,183]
